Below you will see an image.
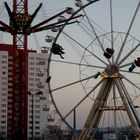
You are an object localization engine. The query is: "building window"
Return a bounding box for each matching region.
[29,110,32,113]
[35,99,40,103]
[29,83,34,86]
[1,104,6,107]
[2,60,7,64]
[35,121,40,124]
[35,78,40,81]
[36,57,40,60]
[29,73,34,76]
[29,57,34,60]
[29,126,32,130]
[35,105,40,108]
[1,115,6,118]
[30,62,34,65]
[2,71,6,75]
[35,116,40,119]
[29,78,34,81]
[1,77,7,80]
[29,89,34,92]
[1,121,6,124]
[1,110,6,114]
[29,67,34,70]
[2,55,7,58]
[1,99,6,102]
[35,126,40,130]
[1,126,6,130]
[29,105,32,108]
[29,121,32,124]
[1,93,6,96]
[1,82,7,85]
[35,132,40,135]
[1,66,7,69]
[1,132,6,136]
[35,110,40,113]
[1,88,7,91]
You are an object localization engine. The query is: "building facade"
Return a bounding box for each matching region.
[0,44,49,140]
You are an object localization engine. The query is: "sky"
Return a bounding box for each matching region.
[1,0,140,130]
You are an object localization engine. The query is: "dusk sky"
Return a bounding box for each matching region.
[1,0,140,130]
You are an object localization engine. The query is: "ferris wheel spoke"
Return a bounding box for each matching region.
[78,21,95,39]
[62,31,108,65]
[120,69,140,75]
[112,81,117,131]
[114,79,140,129]
[118,111,127,127]
[51,59,105,69]
[119,62,134,69]
[63,79,104,119]
[119,79,140,127]
[110,0,114,63]
[82,9,111,65]
[120,74,140,91]
[115,1,140,64]
[51,74,99,92]
[118,42,140,67]
[119,74,140,103]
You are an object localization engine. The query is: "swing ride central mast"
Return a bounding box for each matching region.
[11,0,28,139]
[0,0,82,139]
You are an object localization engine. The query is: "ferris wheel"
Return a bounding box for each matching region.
[46,0,140,139]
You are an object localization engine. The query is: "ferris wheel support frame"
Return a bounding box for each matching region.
[78,79,113,140]
[77,76,140,140]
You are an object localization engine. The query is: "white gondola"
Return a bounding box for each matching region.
[63,128,71,135]
[40,96,46,100]
[41,46,49,53]
[75,0,83,7]
[37,72,44,77]
[51,27,59,32]
[38,60,45,65]
[58,16,66,22]
[47,115,55,122]
[42,105,50,111]
[66,7,74,14]
[45,35,54,43]
[36,82,44,88]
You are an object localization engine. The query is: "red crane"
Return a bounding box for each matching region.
[0,0,81,139]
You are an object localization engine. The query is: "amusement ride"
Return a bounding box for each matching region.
[1,0,140,140]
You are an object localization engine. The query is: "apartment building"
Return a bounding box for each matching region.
[0,44,49,140]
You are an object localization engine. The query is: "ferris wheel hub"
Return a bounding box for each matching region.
[100,65,118,78]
